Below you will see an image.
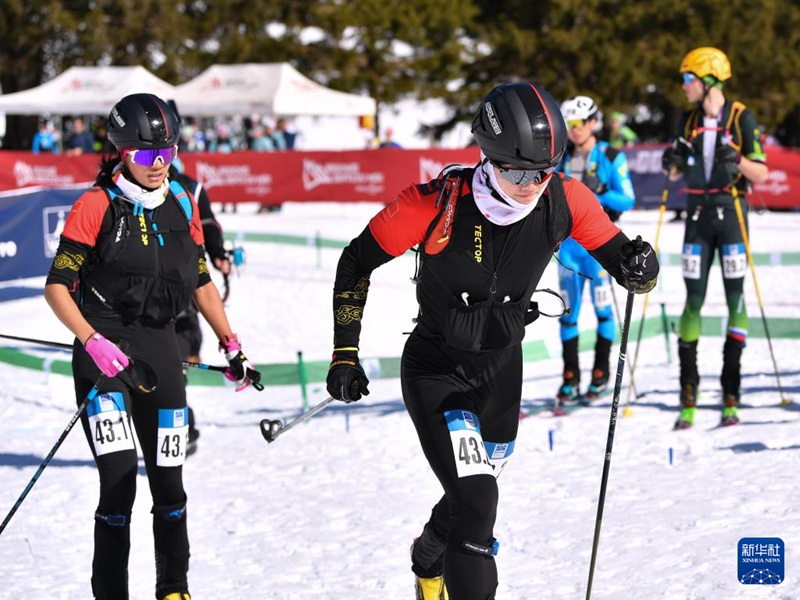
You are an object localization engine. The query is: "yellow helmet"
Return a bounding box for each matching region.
[680,47,731,82]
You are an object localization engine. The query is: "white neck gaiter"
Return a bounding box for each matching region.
[112,163,168,210]
[471,153,545,226]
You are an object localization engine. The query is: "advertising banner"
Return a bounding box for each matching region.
[0,146,797,210]
[0,187,85,281]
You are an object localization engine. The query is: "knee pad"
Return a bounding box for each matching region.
[95,510,131,527]
[152,500,187,522]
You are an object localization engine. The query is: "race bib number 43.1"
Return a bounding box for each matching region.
[444,410,493,478]
[87,392,135,457]
[157,407,189,467]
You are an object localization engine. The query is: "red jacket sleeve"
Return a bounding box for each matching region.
[60,188,110,246]
[367,183,441,257]
[563,176,621,250]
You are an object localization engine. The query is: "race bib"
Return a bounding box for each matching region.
[722,243,747,279]
[444,410,493,478]
[484,440,516,479]
[157,408,188,467]
[87,392,135,457]
[682,243,702,280]
[593,278,612,309]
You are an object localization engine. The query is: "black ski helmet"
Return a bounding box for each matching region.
[472,82,567,170]
[106,93,180,150]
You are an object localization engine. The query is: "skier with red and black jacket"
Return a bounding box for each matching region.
[324,82,659,600]
[44,93,260,600]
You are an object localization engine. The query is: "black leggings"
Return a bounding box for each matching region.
[73,321,189,599]
[402,331,522,600]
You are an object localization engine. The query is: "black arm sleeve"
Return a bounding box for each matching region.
[588,230,629,287]
[45,237,92,288]
[196,185,226,263]
[332,226,395,349]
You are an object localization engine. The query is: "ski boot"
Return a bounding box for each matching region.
[411,526,448,600]
[162,594,191,600]
[415,574,449,600]
[721,393,740,426]
[556,369,581,405]
[674,383,698,430]
[584,368,609,402]
[675,339,700,430]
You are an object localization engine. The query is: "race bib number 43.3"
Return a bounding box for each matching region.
[444,410,493,478]
[87,392,135,457]
[157,407,189,467]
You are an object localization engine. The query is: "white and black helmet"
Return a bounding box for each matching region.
[471,82,568,170]
[560,95,603,131]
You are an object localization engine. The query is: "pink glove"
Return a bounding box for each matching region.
[219,334,261,392]
[84,332,130,377]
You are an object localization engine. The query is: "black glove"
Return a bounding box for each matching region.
[326,348,370,403]
[717,144,740,181]
[582,174,608,196]
[661,146,683,174]
[620,236,659,294]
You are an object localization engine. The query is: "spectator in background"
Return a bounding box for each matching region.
[65,117,97,156]
[608,111,639,149]
[32,120,59,154]
[276,117,296,149]
[265,120,286,151]
[210,123,234,153]
[379,127,402,148]
[250,125,275,152]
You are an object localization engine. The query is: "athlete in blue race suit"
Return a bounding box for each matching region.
[556,96,636,403]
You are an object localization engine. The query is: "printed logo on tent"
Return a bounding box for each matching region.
[738,537,784,585]
[302,159,384,195]
[43,206,72,258]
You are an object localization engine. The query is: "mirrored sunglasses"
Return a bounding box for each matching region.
[567,118,586,130]
[122,145,178,167]
[682,72,698,85]
[494,163,554,186]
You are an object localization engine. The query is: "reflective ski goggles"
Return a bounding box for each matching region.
[682,72,698,85]
[493,163,555,186]
[121,145,178,167]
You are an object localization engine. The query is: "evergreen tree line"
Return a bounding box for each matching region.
[3,0,800,149]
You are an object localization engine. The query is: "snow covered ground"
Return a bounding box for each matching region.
[0,201,798,599]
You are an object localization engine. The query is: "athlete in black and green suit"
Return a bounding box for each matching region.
[662,47,769,429]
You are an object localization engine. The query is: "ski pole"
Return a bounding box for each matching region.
[260,396,336,443]
[0,375,106,535]
[731,186,790,406]
[0,332,263,391]
[609,282,642,402]
[622,178,669,417]
[585,278,637,599]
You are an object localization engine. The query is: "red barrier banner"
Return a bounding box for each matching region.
[0,146,798,209]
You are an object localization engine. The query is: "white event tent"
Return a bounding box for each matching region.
[0,66,177,115]
[171,63,376,118]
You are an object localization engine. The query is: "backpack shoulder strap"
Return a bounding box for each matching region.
[600,143,620,165]
[683,106,702,141]
[169,179,193,223]
[545,174,571,249]
[420,167,467,256]
[725,101,747,151]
